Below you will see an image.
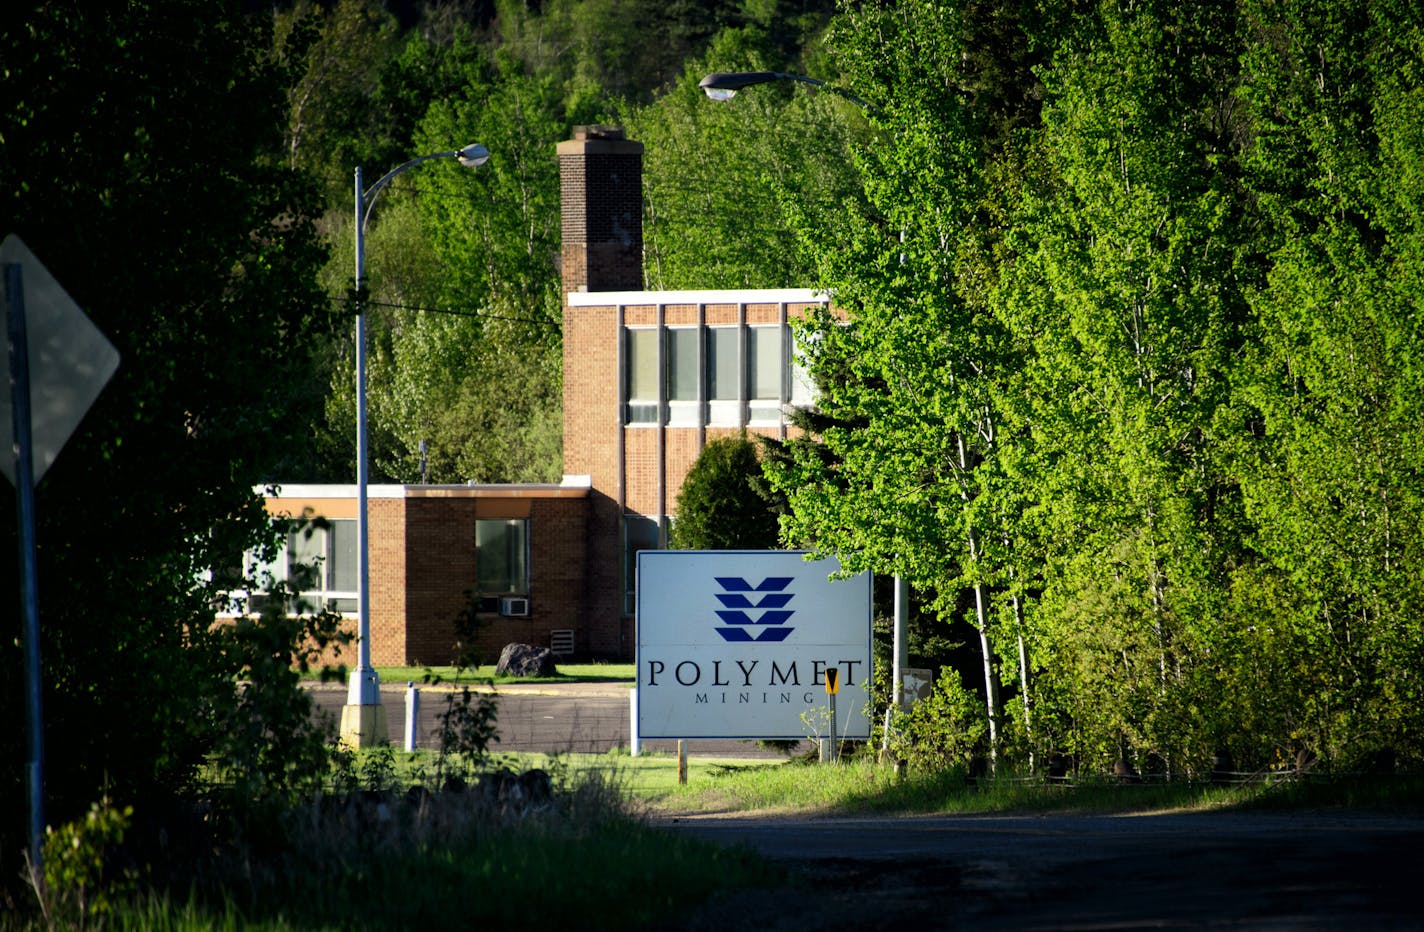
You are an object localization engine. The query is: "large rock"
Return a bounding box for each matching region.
[495,643,557,678]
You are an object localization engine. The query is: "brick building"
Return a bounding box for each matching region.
[244,126,827,664]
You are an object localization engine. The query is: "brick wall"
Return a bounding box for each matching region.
[401,496,476,665]
[368,497,407,667]
[563,304,619,481]
[268,486,592,667]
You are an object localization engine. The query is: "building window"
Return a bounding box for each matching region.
[747,326,784,424]
[667,328,699,400]
[237,519,358,615]
[476,518,530,595]
[667,327,701,426]
[707,326,740,425]
[623,515,661,615]
[625,328,659,424]
[790,343,815,409]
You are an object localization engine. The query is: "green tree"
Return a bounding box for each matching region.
[1,0,339,879]
[1227,0,1424,766]
[671,435,781,549]
[311,29,569,485]
[624,25,866,289]
[991,0,1254,771]
[496,0,835,108]
[764,0,1047,768]
[275,0,404,201]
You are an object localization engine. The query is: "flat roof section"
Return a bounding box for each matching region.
[264,478,591,500]
[566,288,826,307]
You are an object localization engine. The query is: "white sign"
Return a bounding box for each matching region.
[637,550,872,740]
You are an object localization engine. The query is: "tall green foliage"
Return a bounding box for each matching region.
[1228,0,1424,765]
[1,0,340,876]
[314,28,570,484]
[495,0,836,106]
[998,0,1252,771]
[275,0,404,201]
[767,0,1424,774]
[624,25,865,289]
[767,0,1037,767]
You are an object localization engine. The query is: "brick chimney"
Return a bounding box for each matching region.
[558,125,644,293]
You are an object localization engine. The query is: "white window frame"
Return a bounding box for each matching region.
[224,520,358,616]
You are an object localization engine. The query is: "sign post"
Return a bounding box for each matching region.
[2,235,121,887]
[824,666,840,763]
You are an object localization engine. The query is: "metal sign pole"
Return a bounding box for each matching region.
[825,665,840,764]
[6,262,45,883]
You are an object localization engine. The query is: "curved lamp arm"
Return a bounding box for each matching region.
[359,142,490,233]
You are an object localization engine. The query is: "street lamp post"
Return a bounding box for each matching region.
[698,71,908,717]
[341,143,490,748]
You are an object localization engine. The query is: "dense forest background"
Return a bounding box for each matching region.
[4,0,1424,880]
[279,0,854,485]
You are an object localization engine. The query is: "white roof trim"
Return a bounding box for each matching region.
[259,482,586,499]
[567,288,826,307]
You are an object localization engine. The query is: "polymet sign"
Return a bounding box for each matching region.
[637,550,872,739]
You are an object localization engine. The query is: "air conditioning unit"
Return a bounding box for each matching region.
[499,596,530,617]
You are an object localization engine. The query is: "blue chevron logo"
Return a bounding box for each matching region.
[713,577,795,642]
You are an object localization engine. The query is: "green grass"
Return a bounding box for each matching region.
[127,822,765,931]
[67,825,767,932]
[1230,771,1424,812]
[18,747,1423,931]
[303,662,635,686]
[502,750,1424,818]
[15,767,772,932]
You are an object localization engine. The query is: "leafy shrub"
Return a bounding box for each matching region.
[885,667,987,771]
[40,796,136,928]
[207,577,350,826]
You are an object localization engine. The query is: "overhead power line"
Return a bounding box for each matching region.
[347,296,560,329]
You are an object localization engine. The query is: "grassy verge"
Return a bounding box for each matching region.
[501,751,1424,818]
[302,663,635,686]
[107,821,766,931]
[16,767,771,931]
[20,748,1421,929]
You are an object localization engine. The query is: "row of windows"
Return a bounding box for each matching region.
[625,324,814,426]
[222,514,675,621]
[222,518,531,616]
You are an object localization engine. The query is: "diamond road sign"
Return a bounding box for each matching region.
[1,235,120,485]
[636,550,872,740]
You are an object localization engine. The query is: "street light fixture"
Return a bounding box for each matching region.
[698,71,875,112]
[342,142,490,748]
